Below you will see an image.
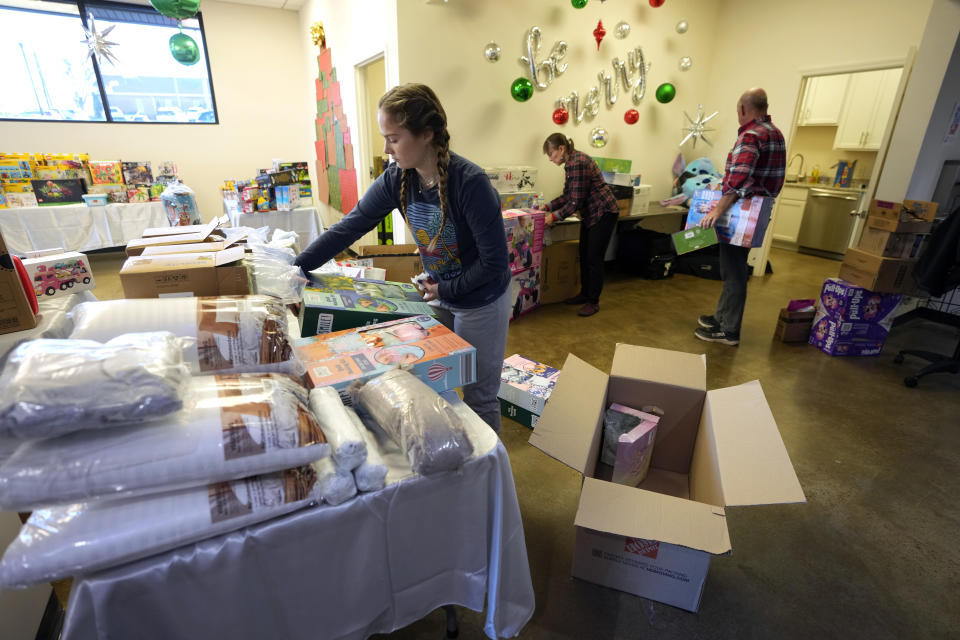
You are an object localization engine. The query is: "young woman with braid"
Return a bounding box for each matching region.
[295,83,512,432]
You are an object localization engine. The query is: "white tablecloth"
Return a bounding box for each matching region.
[59,395,535,640]
[0,203,168,254]
[228,207,323,250]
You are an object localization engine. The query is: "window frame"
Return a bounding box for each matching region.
[0,0,219,125]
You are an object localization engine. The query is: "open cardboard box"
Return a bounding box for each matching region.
[529,344,805,611]
[120,245,249,298]
[140,215,230,238]
[126,216,230,256]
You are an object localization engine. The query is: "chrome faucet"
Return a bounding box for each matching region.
[787,153,805,179]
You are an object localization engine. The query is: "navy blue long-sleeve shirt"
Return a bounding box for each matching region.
[295,152,510,308]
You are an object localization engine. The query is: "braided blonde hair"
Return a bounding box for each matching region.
[379,84,451,252]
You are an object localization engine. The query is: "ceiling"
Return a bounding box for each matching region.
[212,0,305,10]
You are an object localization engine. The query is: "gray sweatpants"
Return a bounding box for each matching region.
[431,287,512,433]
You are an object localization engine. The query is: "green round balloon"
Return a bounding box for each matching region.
[571,0,588,8]
[150,0,200,20]
[169,32,200,66]
[655,82,677,103]
[510,77,534,102]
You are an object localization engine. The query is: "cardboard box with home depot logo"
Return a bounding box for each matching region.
[293,315,476,401]
[350,244,424,284]
[529,345,805,611]
[866,199,936,233]
[0,229,38,335]
[119,245,250,298]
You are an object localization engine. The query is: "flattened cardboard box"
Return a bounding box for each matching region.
[126,216,229,256]
[120,246,250,298]
[530,345,805,611]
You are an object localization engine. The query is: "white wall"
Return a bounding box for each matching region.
[896,0,960,201]
[0,0,313,222]
[297,0,399,231]
[395,0,723,202]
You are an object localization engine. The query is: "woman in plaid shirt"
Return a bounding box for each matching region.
[539,134,619,317]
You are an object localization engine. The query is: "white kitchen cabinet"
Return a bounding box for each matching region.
[798,74,849,126]
[772,186,809,245]
[834,67,902,150]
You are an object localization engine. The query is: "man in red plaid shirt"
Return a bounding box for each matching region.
[696,87,785,345]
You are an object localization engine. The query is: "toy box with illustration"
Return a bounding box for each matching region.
[298,273,436,338]
[21,251,95,299]
[503,209,545,274]
[29,179,86,206]
[294,315,476,396]
[498,354,560,428]
[484,166,537,193]
[610,406,660,488]
[121,162,153,186]
[510,266,540,321]
[685,189,774,248]
[499,192,537,210]
[88,161,124,185]
[816,278,901,325]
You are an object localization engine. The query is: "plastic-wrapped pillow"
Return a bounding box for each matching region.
[0,465,320,588]
[349,369,473,475]
[0,374,329,510]
[350,408,388,492]
[68,296,303,376]
[0,332,189,440]
[308,386,367,471]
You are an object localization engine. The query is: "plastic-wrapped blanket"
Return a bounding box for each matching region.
[308,386,366,471]
[0,374,329,510]
[0,332,189,440]
[350,408,388,492]
[350,369,474,475]
[0,465,320,588]
[248,243,308,302]
[69,296,302,376]
[312,456,356,506]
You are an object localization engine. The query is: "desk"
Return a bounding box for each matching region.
[60,396,535,640]
[0,203,168,255]
[547,203,687,260]
[228,207,324,250]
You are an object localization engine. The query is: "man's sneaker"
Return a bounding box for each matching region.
[694,326,739,345]
[698,315,720,330]
[564,293,589,305]
[578,302,599,317]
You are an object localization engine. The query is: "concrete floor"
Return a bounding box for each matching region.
[86,248,960,639]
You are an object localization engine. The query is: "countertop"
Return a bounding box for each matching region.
[782,180,869,194]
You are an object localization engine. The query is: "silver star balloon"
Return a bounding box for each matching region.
[81,13,119,66]
[679,104,719,148]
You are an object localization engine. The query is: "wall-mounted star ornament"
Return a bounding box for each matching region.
[81,13,119,66]
[679,104,718,148]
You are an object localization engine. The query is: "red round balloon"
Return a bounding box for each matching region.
[552,108,569,125]
[649,0,665,6]
[624,109,639,125]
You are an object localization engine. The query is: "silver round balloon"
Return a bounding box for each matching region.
[483,41,501,62]
[675,20,689,34]
[589,127,608,148]
[679,56,692,72]
[615,21,630,39]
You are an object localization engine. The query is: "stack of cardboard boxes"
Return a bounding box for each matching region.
[118,215,251,299]
[839,198,937,294]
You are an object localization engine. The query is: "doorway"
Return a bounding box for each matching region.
[356,54,404,245]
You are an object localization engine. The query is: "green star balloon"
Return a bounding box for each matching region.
[169,32,200,65]
[655,82,676,103]
[510,77,534,102]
